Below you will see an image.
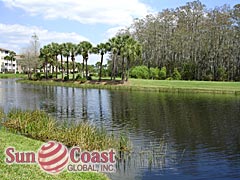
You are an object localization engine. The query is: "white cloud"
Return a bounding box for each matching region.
[0,23,89,53]
[2,0,152,26]
[105,26,126,40]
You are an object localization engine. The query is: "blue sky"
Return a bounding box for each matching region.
[0,0,238,64]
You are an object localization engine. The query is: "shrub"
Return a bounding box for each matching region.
[80,77,87,83]
[217,67,227,81]
[87,76,92,80]
[48,74,53,79]
[64,75,69,81]
[130,66,149,79]
[34,72,42,80]
[149,67,159,80]
[166,77,173,80]
[181,63,195,80]
[75,74,82,81]
[159,67,167,80]
[203,74,213,81]
[172,68,181,80]
[2,109,130,151]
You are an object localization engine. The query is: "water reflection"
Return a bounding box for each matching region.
[0,79,240,180]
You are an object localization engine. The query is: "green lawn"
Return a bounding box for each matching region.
[17,78,240,95]
[130,79,240,92]
[0,128,108,180]
[0,73,27,79]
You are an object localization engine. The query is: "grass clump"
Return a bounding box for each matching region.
[2,109,130,151]
[0,128,108,180]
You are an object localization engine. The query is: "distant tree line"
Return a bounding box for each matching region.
[19,1,239,82]
[119,0,240,81]
[36,35,141,82]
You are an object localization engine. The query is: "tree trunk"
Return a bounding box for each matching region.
[82,59,85,78]
[125,59,130,82]
[61,54,63,80]
[67,56,69,79]
[45,60,48,79]
[55,55,58,79]
[121,56,125,81]
[99,54,104,81]
[72,56,75,80]
[85,58,88,79]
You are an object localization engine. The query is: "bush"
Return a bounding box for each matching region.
[203,74,213,81]
[217,67,227,81]
[34,72,42,80]
[172,68,181,80]
[75,74,82,81]
[80,77,87,83]
[159,67,167,80]
[130,66,149,79]
[181,63,195,80]
[87,76,92,80]
[48,74,53,79]
[149,67,159,80]
[64,75,69,81]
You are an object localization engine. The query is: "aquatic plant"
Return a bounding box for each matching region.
[2,109,130,151]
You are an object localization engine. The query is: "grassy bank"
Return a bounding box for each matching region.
[0,73,27,79]
[1,109,128,151]
[0,128,108,180]
[17,79,240,95]
[0,110,109,179]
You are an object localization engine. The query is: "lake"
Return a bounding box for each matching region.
[0,79,240,180]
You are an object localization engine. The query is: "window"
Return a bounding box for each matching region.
[5,63,8,66]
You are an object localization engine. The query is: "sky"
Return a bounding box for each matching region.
[0,0,239,64]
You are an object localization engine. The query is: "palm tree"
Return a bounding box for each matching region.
[124,38,142,81]
[40,45,52,79]
[4,51,16,73]
[69,43,77,80]
[93,42,111,81]
[78,41,92,78]
[50,42,60,79]
[59,43,64,80]
[108,37,119,80]
[62,43,71,80]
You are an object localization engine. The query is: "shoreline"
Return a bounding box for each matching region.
[17,79,240,95]
[0,128,108,180]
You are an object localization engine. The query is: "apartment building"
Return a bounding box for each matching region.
[0,48,17,73]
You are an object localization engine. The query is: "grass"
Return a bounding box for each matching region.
[130,79,240,94]
[1,109,129,151]
[0,107,109,180]
[0,73,27,79]
[17,78,240,95]
[0,128,109,180]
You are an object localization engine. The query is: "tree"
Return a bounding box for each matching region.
[58,43,65,80]
[78,41,92,78]
[93,42,111,81]
[69,43,77,80]
[40,45,52,79]
[125,1,239,81]
[62,43,71,80]
[30,33,40,73]
[108,37,119,80]
[49,42,60,78]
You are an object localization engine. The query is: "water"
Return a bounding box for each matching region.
[1,79,240,180]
